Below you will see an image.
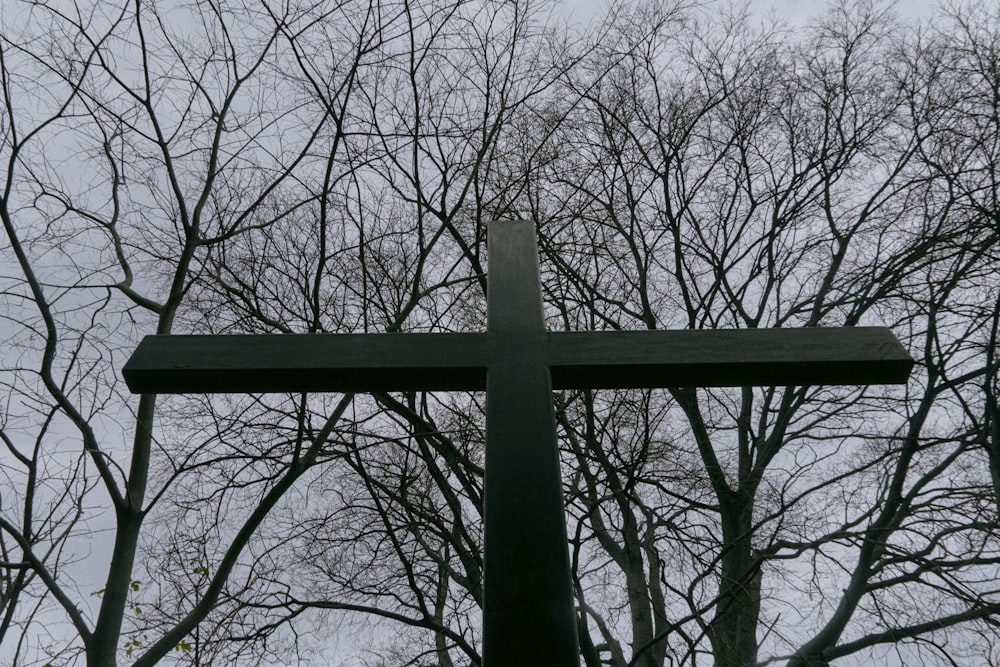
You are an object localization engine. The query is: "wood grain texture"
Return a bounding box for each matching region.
[123,327,913,394]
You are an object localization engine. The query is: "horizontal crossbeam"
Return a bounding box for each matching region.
[549,327,913,388]
[123,333,486,393]
[122,326,912,394]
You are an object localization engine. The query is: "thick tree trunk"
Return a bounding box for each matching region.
[707,492,761,667]
[623,547,658,667]
[87,392,157,667]
[87,512,142,667]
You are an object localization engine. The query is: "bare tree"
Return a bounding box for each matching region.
[2,0,999,665]
[532,2,1000,666]
[1,0,379,663]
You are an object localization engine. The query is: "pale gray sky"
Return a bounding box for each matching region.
[753,0,940,25]
[558,0,945,29]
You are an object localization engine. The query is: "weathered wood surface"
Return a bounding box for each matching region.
[123,327,912,394]
[481,220,577,666]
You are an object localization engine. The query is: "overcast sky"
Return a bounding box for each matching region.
[558,0,945,29]
[749,0,940,24]
[0,1,974,664]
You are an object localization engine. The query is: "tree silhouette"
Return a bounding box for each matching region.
[1,0,998,665]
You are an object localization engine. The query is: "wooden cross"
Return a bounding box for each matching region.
[123,220,913,666]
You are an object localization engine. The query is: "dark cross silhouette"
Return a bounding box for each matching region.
[123,220,913,666]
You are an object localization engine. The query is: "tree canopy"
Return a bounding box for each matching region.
[1,0,999,665]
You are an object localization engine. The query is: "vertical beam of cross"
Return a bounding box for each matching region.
[483,221,578,665]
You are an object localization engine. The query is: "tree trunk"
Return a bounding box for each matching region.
[707,492,761,667]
